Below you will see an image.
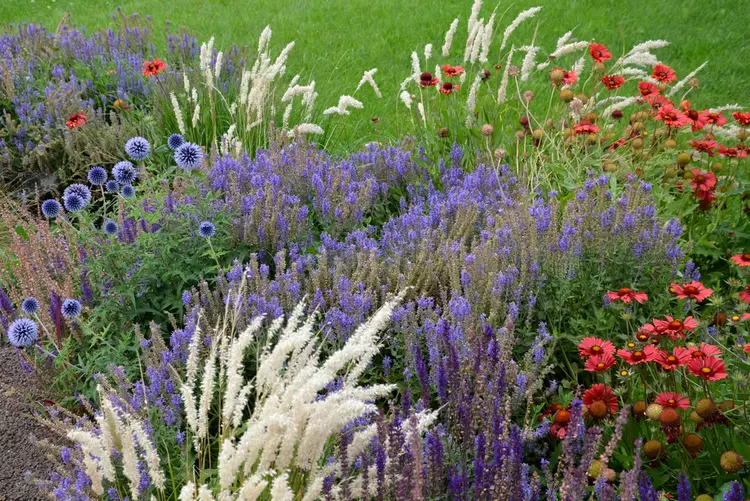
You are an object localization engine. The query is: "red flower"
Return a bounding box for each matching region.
[638,81,660,97]
[655,347,691,371]
[617,344,658,365]
[744,343,750,354]
[601,74,625,90]
[687,342,722,359]
[65,112,87,129]
[419,72,439,87]
[705,111,728,126]
[607,287,648,304]
[441,64,464,77]
[583,383,618,415]
[689,170,717,192]
[656,392,690,409]
[730,253,750,267]
[732,111,750,125]
[680,101,710,132]
[550,67,578,86]
[573,119,599,135]
[585,353,617,372]
[740,285,750,304]
[578,337,616,358]
[655,103,689,128]
[670,281,713,302]
[687,356,727,381]
[690,140,717,156]
[589,43,612,63]
[651,315,698,340]
[142,58,166,77]
[718,145,749,159]
[694,188,716,203]
[647,94,672,111]
[439,82,459,95]
[652,64,677,83]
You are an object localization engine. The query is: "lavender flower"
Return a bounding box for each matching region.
[7,318,39,347]
[21,297,39,315]
[87,166,108,186]
[41,199,62,218]
[61,299,82,319]
[112,160,137,185]
[175,142,203,170]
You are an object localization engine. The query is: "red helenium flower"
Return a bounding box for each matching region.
[607,287,648,304]
[601,74,625,90]
[638,81,660,97]
[655,103,690,128]
[705,112,728,126]
[573,119,599,135]
[718,145,749,158]
[690,170,717,193]
[740,285,750,304]
[687,356,727,381]
[651,315,698,340]
[583,383,618,415]
[585,353,617,372]
[142,58,166,77]
[550,68,578,86]
[441,64,465,77]
[578,337,616,358]
[687,342,722,359]
[617,344,658,365]
[589,43,612,63]
[419,72,439,87]
[690,140,717,156]
[655,347,691,370]
[732,111,750,125]
[65,112,87,129]
[652,64,677,83]
[680,101,710,132]
[439,82,459,95]
[670,281,713,302]
[656,392,690,409]
[730,253,750,267]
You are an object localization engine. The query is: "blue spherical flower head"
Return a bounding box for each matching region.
[112,161,137,185]
[104,220,119,236]
[105,180,119,193]
[87,166,108,186]
[41,199,62,218]
[21,297,40,315]
[61,299,82,319]
[198,221,216,238]
[63,193,85,213]
[63,184,92,205]
[175,142,203,170]
[120,184,136,199]
[8,318,39,347]
[125,136,151,161]
[167,133,185,151]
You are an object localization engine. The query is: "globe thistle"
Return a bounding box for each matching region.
[63,184,92,206]
[198,221,216,238]
[104,221,119,236]
[167,133,185,150]
[87,166,108,186]
[61,299,82,319]
[21,297,40,315]
[125,136,151,161]
[105,180,119,193]
[175,142,203,170]
[7,318,39,347]
[63,194,86,213]
[120,185,136,199]
[112,161,137,185]
[41,199,62,218]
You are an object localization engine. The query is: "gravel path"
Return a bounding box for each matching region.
[0,346,57,500]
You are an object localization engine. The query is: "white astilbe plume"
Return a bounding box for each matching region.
[549,40,588,60]
[182,317,203,436]
[356,68,382,98]
[572,55,586,77]
[258,25,272,54]
[411,51,421,82]
[183,73,191,94]
[400,90,413,110]
[282,103,293,130]
[465,17,484,62]
[66,429,110,495]
[520,45,540,81]
[711,124,743,140]
[497,47,515,104]
[709,104,743,113]
[602,96,640,117]
[667,61,707,97]
[499,7,542,51]
[424,44,432,60]
[199,37,215,74]
[466,0,483,39]
[192,104,201,128]
[196,330,218,448]
[222,316,264,424]
[479,13,495,63]
[619,67,650,79]
[171,93,186,135]
[418,102,426,125]
[289,123,325,137]
[466,72,482,126]
[442,18,460,56]
[621,51,659,67]
[323,95,364,116]
[214,51,223,81]
[556,31,574,50]
[626,40,670,56]
[270,473,294,501]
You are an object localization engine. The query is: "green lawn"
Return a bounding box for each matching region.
[1,0,748,149]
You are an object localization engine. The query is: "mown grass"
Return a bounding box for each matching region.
[2,0,748,151]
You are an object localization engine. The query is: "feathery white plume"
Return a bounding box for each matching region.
[499,7,542,51]
[411,51,421,82]
[479,13,495,63]
[667,61,707,97]
[520,45,540,81]
[424,44,432,60]
[356,68,382,98]
[442,18,460,57]
[497,47,515,104]
[400,90,413,110]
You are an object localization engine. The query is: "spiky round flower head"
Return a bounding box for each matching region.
[112,161,137,185]
[125,136,151,161]
[695,398,717,419]
[104,221,119,236]
[87,166,108,186]
[61,299,82,319]
[175,142,203,170]
[643,440,663,460]
[645,403,664,421]
[63,184,92,206]
[7,318,39,347]
[63,194,85,213]
[481,124,494,136]
[720,451,744,473]
[41,199,62,218]
[120,184,136,199]
[659,407,680,428]
[105,180,119,193]
[21,297,39,315]
[198,221,216,238]
[167,133,185,150]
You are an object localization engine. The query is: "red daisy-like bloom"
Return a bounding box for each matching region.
[740,285,750,304]
[142,58,166,77]
[690,140,718,156]
[638,81,660,97]
[694,188,716,203]
[744,343,750,353]
[635,323,655,342]
[651,315,698,340]
[582,383,618,415]
[441,64,465,77]
[617,344,658,365]
[585,353,617,372]
[718,145,749,159]
[439,82,459,95]
[549,68,578,86]
[654,346,691,371]
[655,103,690,128]
[687,342,722,359]
[652,64,677,83]
[690,170,717,193]
[601,74,625,90]
[680,101,710,132]
[730,253,750,267]
[607,287,648,304]
[670,281,713,302]
[65,112,87,129]
[573,119,599,135]
[578,337,616,358]
[647,94,672,111]
[589,43,612,63]
[705,111,728,126]
[732,111,750,125]
[687,356,727,381]
[419,72,439,88]
[656,392,690,410]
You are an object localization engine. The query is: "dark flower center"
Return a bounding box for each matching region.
[743,254,750,261]
[683,285,699,295]
[669,320,683,330]
[633,351,644,360]
[692,350,704,358]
